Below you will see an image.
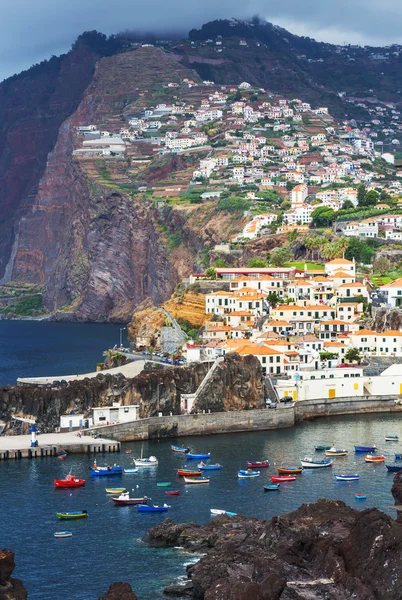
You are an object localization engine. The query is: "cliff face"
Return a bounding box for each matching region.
[371,307,402,332]
[0,549,27,600]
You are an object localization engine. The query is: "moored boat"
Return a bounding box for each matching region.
[138,504,169,512]
[177,469,202,477]
[125,450,132,454]
[301,458,332,468]
[186,452,210,460]
[385,435,399,441]
[54,474,86,488]
[133,455,158,467]
[247,460,269,469]
[157,482,171,487]
[325,448,348,457]
[198,462,222,471]
[270,475,296,483]
[237,469,260,479]
[112,492,148,505]
[335,474,360,481]
[264,484,280,491]
[54,531,72,538]
[90,461,123,476]
[57,453,67,460]
[355,493,367,500]
[364,454,385,463]
[277,467,302,474]
[396,454,402,460]
[123,468,139,474]
[314,445,331,451]
[386,465,402,472]
[165,490,180,496]
[171,445,189,453]
[105,487,126,494]
[354,446,376,453]
[56,510,87,520]
[184,477,210,484]
[210,509,237,516]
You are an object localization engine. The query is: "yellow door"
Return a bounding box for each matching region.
[293,390,297,401]
[400,383,402,395]
[328,389,336,399]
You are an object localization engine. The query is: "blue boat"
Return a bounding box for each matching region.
[264,484,280,491]
[238,469,260,479]
[198,462,222,471]
[354,446,376,453]
[335,474,360,481]
[137,504,169,512]
[90,465,123,476]
[396,454,402,460]
[386,465,402,472]
[171,445,189,453]
[355,494,366,500]
[385,435,399,441]
[186,453,210,460]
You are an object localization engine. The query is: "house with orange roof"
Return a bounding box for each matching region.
[349,329,378,354]
[235,343,284,376]
[375,330,402,357]
[229,275,285,295]
[380,278,402,308]
[336,282,368,301]
[328,270,356,285]
[325,258,355,277]
[319,319,360,340]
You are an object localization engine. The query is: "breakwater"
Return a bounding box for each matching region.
[87,395,402,442]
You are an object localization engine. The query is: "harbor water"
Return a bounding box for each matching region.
[1,412,402,599]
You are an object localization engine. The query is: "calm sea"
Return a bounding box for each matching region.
[0,321,127,386]
[1,413,402,599]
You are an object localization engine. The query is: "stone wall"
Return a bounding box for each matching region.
[294,395,402,421]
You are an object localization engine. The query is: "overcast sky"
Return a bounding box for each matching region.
[1,0,401,82]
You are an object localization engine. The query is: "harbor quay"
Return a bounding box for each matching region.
[0,431,120,461]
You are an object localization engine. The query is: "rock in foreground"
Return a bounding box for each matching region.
[98,582,138,600]
[145,498,402,599]
[0,549,27,600]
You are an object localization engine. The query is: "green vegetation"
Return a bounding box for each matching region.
[167,231,182,252]
[247,258,267,268]
[311,206,336,227]
[345,238,378,264]
[284,261,324,270]
[270,248,292,267]
[217,196,251,213]
[2,294,45,316]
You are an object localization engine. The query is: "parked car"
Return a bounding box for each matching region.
[279,396,293,404]
[266,401,277,409]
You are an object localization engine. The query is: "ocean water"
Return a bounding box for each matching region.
[0,321,127,386]
[1,412,401,599]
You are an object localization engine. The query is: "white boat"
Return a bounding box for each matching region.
[123,468,139,474]
[301,457,332,468]
[210,509,237,516]
[54,531,72,538]
[134,455,158,467]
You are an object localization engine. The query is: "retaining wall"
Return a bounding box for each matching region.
[295,395,402,421]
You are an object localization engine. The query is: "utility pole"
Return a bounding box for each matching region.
[119,327,126,348]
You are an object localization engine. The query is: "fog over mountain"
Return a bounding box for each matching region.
[2,0,401,81]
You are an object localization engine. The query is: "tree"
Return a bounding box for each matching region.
[247,258,267,268]
[345,238,375,264]
[342,199,354,210]
[373,256,391,275]
[214,258,228,268]
[344,348,362,364]
[206,267,216,279]
[365,190,379,207]
[270,248,292,267]
[267,292,282,307]
[311,206,336,227]
[319,351,338,360]
[357,184,367,206]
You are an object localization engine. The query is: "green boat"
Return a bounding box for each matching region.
[157,482,171,487]
[315,445,331,451]
[56,510,88,520]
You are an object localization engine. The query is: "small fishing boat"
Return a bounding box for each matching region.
[314,445,331,451]
[198,462,222,471]
[354,446,376,453]
[171,445,189,453]
[264,484,280,491]
[184,477,210,484]
[365,454,385,463]
[165,490,180,496]
[277,467,302,474]
[54,531,72,538]
[325,448,348,457]
[270,475,296,483]
[112,492,148,506]
[90,461,123,476]
[396,454,402,460]
[335,474,360,481]
[386,465,402,472]
[105,487,126,494]
[301,458,332,468]
[355,493,366,500]
[177,469,202,477]
[186,453,210,460]
[247,460,269,469]
[157,482,171,487]
[133,455,158,467]
[123,468,139,474]
[237,469,260,479]
[210,509,237,516]
[125,450,132,454]
[385,435,399,441]
[56,510,87,520]
[54,474,86,488]
[57,453,67,460]
[138,504,169,512]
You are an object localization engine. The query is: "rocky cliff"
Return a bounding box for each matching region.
[0,355,263,431]
[371,307,402,332]
[0,549,27,600]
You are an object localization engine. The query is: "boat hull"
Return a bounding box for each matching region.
[90,466,122,476]
[264,485,280,491]
[171,445,189,453]
[177,470,202,477]
[54,531,72,538]
[198,464,221,471]
[354,446,376,452]
[123,469,139,474]
[270,476,296,482]
[335,475,359,481]
[137,505,168,512]
[315,446,331,451]
[277,468,302,474]
[247,461,269,469]
[385,437,399,441]
[54,479,86,488]
[183,477,210,484]
[105,488,126,494]
[157,482,171,487]
[56,512,87,520]
[186,453,210,460]
[301,460,332,468]
[365,455,385,463]
[325,451,347,457]
[112,496,148,505]
[165,491,180,496]
[386,465,402,471]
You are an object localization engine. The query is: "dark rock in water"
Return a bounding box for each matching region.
[0,549,27,600]
[391,469,402,523]
[163,581,194,597]
[146,499,402,599]
[98,581,138,600]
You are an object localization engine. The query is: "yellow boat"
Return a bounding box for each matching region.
[105,487,126,494]
[325,449,348,457]
[183,477,210,484]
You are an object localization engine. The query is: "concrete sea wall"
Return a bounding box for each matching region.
[295,395,402,421]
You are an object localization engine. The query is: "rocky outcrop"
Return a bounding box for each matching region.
[0,550,27,600]
[0,354,263,431]
[99,582,137,600]
[146,499,402,599]
[371,307,402,332]
[391,469,402,523]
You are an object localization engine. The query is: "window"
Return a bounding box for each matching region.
[311,375,315,380]
[262,357,266,364]
[276,357,280,363]
[394,338,397,343]
[321,375,325,379]
[269,357,273,363]
[124,407,129,413]
[329,374,334,379]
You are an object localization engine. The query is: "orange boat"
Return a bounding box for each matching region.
[364,454,385,463]
[177,469,202,477]
[277,467,303,474]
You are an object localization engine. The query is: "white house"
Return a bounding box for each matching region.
[325,258,356,277]
[92,403,140,426]
[381,278,402,308]
[59,414,92,432]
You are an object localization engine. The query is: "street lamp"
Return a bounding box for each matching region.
[119,327,126,348]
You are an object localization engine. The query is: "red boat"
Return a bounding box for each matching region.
[270,475,296,483]
[177,469,202,477]
[165,490,180,496]
[247,460,269,469]
[54,474,86,488]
